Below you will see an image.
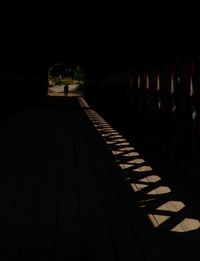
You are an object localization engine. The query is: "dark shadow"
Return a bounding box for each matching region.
[0,94,199,260]
[64,84,69,96]
[85,104,200,237]
[34,95,82,109]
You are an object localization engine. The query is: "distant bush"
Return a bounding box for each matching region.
[54,79,62,85]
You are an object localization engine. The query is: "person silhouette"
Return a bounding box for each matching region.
[64,84,69,96]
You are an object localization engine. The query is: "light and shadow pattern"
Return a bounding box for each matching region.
[78,96,200,233]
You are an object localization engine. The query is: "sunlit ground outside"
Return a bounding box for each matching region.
[78,96,200,233]
[48,84,65,96]
[48,84,82,97]
[48,63,85,96]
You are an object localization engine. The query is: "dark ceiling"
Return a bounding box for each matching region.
[1,3,199,76]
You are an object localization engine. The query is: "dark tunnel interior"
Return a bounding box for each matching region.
[0,5,200,260]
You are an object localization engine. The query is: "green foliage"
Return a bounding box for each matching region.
[49,63,67,78]
[61,77,74,85]
[73,66,85,81]
[54,79,62,85]
[48,63,85,86]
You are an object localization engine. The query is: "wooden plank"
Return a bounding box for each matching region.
[0,108,53,233]
[0,108,61,260]
[14,108,66,261]
[83,106,181,261]
[72,109,116,261]
[80,109,144,261]
[53,109,81,261]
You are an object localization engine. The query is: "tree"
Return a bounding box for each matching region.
[73,66,85,81]
[48,63,67,78]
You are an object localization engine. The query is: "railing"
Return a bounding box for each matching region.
[84,62,200,188]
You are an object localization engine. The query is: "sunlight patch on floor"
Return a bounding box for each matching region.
[148,214,170,227]
[134,165,153,172]
[140,175,161,183]
[171,218,200,232]
[131,183,148,192]
[147,186,171,195]
[79,97,200,233]
[157,201,185,212]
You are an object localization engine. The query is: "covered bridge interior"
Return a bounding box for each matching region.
[0,6,200,260]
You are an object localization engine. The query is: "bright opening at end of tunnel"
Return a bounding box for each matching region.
[82,100,200,233]
[48,63,85,97]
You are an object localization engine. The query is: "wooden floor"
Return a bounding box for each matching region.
[0,95,199,261]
